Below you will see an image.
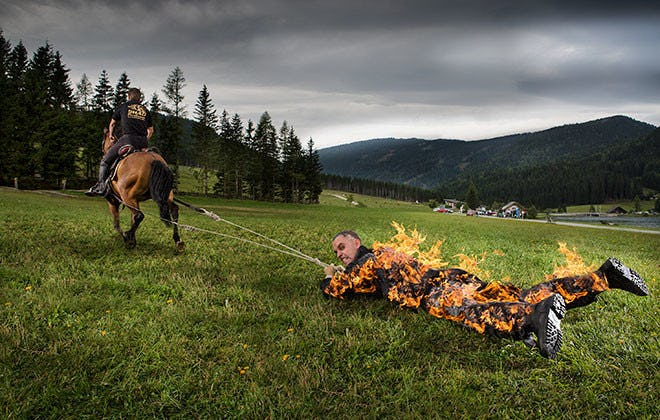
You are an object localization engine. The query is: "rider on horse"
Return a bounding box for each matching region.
[86,87,154,196]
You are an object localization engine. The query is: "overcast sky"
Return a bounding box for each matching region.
[2,0,659,148]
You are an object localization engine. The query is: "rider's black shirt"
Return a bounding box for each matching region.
[112,100,153,137]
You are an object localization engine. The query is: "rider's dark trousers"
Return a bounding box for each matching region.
[102,134,148,165]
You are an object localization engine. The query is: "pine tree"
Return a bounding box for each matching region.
[253,112,279,200]
[215,110,233,197]
[50,51,73,109]
[161,66,186,118]
[25,42,53,107]
[6,41,27,92]
[243,119,258,198]
[149,92,162,113]
[302,138,323,203]
[191,85,219,195]
[74,73,94,111]
[93,70,113,113]
[3,41,31,180]
[23,43,55,179]
[279,122,304,202]
[229,113,247,198]
[148,92,162,151]
[159,67,186,181]
[112,72,131,110]
[21,43,78,183]
[465,180,479,210]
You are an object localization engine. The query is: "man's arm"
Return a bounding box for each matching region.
[320,257,379,299]
[108,118,117,138]
[320,270,350,299]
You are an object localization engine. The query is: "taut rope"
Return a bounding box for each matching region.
[109,192,331,268]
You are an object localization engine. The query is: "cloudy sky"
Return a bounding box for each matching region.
[2,0,659,148]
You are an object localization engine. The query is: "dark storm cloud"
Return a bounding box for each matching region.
[2,0,659,145]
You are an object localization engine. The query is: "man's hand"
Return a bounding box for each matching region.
[324,264,344,278]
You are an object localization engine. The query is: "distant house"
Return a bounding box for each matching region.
[443,199,461,210]
[502,201,526,218]
[608,206,628,214]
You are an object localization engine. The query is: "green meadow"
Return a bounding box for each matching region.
[1,187,658,418]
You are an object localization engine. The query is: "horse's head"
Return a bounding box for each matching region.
[102,128,116,154]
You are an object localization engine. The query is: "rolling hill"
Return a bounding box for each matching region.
[318,115,656,190]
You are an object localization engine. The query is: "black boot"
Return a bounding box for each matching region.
[599,257,649,296]
[85,162,109,196]
[528,294,565,359]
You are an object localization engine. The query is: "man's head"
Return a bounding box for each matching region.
[127,88,142,102]
[331,230,362,266]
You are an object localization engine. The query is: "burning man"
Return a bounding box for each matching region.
[321,230,649,359]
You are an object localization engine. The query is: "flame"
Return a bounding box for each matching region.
[372,222,509,280]
[546,242,596,280]
[374,246,428,308]
[331,258,379,298]
[454,252,490,280]
[372,222,448,268]
[373,224,593,283]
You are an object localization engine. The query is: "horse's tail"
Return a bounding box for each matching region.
[149,160,174,226]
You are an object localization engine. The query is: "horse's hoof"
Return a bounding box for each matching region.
[175,241,185,254]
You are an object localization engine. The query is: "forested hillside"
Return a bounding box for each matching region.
[319,116,658,208]
[440,127,660,209]
[319,116,655,188]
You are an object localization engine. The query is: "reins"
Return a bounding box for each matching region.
[109,191,331,268]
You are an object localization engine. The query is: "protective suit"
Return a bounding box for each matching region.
[321,245,647,349]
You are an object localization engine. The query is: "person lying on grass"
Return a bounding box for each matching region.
[321,230,649,359]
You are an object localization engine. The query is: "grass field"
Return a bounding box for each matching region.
[1,187,658,418]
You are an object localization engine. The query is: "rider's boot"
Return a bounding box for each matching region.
[85,161,109,196]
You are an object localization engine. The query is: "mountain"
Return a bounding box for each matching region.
[319,116,657,191]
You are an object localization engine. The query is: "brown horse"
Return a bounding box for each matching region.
[102,129,184,252]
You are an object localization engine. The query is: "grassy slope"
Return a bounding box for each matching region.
[1,188,658,418]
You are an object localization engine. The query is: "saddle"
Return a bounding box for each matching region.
[104,145,151,195]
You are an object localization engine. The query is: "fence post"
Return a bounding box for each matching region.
[14,177,18,189]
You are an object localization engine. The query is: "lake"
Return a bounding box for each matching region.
[552,215,660,229]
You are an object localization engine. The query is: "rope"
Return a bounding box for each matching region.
[175,221,329,267]
[110,193,331,268]
[173,198,331,268]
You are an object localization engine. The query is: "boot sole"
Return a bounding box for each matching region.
[604,257,649,296]
[538,294,565,359]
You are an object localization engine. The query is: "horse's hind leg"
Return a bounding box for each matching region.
[108,200,124,241]
[170,196,185,253]
[124,202,144,249]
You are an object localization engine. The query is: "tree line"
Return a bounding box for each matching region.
[0,32,323,203]
[323,173,437,203]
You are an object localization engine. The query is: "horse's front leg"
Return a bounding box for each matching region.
[124,201,144,249]
[107,200,124,241]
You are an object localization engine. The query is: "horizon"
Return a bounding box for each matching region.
[317,114,657,149]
